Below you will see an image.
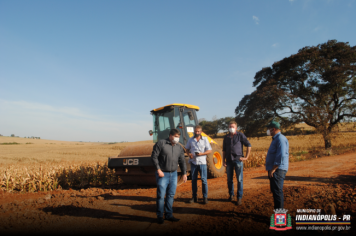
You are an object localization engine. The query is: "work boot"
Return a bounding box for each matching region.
[203,197,208,204]
[166,216,180,222]
[189,197,198,203]
[228,195,234,202]
[157,217,164,224]
[237,198,242,206]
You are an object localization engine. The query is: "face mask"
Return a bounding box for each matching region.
[172,137,180,144]
[194,133,200,138]
[267,129,271,136]
[229,128,236,133]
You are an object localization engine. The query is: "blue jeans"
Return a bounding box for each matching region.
[190,163,208,198]
[269,169,287,209]
[156,171,177,219]
[226,161,243,199]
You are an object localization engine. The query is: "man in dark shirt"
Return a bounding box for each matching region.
[223,121,251,205]
[151,129,187,224]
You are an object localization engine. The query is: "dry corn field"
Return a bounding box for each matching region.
[1,122,356,193]
[215,132,356,168]
[1,163,118,193]
[215,123,356,168]
[0,137,151,193]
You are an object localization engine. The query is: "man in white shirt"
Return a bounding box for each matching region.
[185,125,212,204]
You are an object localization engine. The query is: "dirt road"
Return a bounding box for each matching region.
[1,152,355,235]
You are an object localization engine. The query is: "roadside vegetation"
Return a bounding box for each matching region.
[213,122,356,168]
[1,162,117,193]
[1,123,355,193]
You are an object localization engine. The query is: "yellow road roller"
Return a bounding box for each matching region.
[108,104,225,185]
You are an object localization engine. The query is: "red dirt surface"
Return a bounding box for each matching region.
[1,152,355,235]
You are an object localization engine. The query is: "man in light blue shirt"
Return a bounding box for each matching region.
[265,121,289,209]
[185,125,212,204]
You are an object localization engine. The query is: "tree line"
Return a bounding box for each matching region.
[199,40,356,150]
[234,40,356,149]
[199,116,235,137]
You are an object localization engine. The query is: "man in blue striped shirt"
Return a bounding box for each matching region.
[265,121,289,209]
[185,125,212,204]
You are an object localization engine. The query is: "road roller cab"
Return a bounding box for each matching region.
[108,104,225,185]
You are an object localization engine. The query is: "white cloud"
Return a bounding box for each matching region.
[313,26,322,32]
[272,43,279,47]
[0,99,152,142]
[252,16,259,25]
[1,100,92,119]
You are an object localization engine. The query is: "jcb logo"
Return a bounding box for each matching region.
[123,159,139,165]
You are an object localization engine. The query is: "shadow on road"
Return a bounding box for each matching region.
[253,173,356,185]
[42,205,156,223]
[74,194,197,204]
[110,203,270,225]
[41,203,269,227]
[110,203,246,218]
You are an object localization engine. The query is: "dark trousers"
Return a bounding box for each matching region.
[226,161,243,199]
[268,169,287,209]
[156,171,177,219]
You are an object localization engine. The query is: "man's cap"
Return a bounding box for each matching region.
[266,121,280,129]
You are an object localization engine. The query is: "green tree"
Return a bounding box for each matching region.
[219,116,235,133]
[199,116,235,137]
[235,40,356,149]
[201,120,220,137]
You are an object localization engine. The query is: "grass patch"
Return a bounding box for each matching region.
[291,150,308,156]
[25,142,33,144]
[289,145,356,164]
[0,142,20,145]
[293,156,306,161]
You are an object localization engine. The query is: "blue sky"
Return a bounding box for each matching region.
[1,0,355,142]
